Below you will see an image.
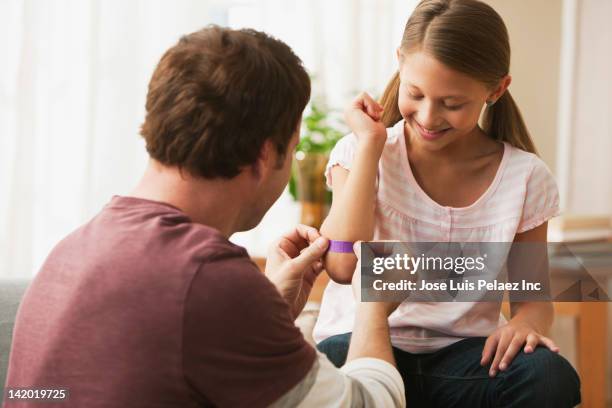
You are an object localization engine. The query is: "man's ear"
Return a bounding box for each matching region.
[251,139,274,179]
[488,75,512,102]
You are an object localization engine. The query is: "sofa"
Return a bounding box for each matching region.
[0,278,30,400]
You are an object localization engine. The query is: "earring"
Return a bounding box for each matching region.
[486,99,496,108]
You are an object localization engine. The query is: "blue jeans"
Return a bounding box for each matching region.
[317,334,580,408]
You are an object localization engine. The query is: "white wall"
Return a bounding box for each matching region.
[485,0,562,172]
[566,0,612,215]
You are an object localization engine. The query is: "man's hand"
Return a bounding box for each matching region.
[265,225,329,319]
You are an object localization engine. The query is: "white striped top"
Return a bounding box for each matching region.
[313,119,561,353]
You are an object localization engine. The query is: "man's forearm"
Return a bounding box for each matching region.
[271,304,404,408]
[271,349,405,408]
[272,303,404,407]
[269,293,405,407]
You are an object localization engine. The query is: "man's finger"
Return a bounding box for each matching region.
[290,237,329,271]
[278,237,301,258]
[295,224,321,242]
[304,261,324,286]
[282,224,321,252]
[277,225,319,257]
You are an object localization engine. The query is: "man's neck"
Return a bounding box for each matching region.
[129,160,248,238]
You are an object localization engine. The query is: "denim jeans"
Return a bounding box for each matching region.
[317,334,581,408]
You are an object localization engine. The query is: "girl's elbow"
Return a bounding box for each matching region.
[326,269,352,284]
[323,254,357,284]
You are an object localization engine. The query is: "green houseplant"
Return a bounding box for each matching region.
[289,102,344,228]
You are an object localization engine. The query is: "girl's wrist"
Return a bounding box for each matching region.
[356,137,385,157]
[356,302,389,321]
[356,300,399,318]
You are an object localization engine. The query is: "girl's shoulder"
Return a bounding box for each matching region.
[503,143,555,182]
[501,144,561,232]
[501,142,560,225]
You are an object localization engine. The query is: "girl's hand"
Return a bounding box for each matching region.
[481,320,560,377]
[344,92,387,148]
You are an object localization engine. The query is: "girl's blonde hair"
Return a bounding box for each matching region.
[380,0,537,153]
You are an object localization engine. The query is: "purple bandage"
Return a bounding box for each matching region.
[328,240,355,253]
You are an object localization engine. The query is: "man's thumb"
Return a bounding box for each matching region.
[292,237,329,268]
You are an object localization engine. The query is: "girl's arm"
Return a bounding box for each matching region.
[510,222,554,332]
[321,93,388,283]
[481,222,558,377]
[507,222,554,333]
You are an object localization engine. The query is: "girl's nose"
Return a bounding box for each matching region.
[416,102,442,129]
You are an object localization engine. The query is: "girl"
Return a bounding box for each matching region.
[313,0,581,406]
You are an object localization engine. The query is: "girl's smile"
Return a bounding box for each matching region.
[412,119,452,141]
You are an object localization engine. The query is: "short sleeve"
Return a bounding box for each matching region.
[325,133,359,188]
[183,254,316,407]
[517,156,561,233]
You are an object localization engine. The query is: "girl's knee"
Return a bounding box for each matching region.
[525,348,579,383]
[501,348,580,406]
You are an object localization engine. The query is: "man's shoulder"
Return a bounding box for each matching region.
[184,224,250,262]
[43,197,256,290]
[104,195,252,265]
[193,246,272,300]
[155,221,266,293]
[185,239,294,344]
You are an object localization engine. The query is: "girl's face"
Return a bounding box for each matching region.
[397,50,505,151]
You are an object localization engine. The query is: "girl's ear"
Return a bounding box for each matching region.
[488,75,512,102]
[396,47,404,64]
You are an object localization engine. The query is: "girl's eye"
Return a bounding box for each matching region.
[444,104,464,111]
[407,92,465,110]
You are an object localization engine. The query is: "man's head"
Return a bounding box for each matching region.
[140,26,310,230]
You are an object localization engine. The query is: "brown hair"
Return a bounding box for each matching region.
[380,0,537,153]
[141,25,311,178]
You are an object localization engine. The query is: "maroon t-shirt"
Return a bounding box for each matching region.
[4,196,315,407]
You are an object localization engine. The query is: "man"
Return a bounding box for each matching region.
[4,26,404,407]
